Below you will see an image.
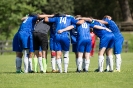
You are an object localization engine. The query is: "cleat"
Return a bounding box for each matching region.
[114,69,120,72]
[83,68,86,72]
[16,70,24,73]
[40,71,44,73]
[94,69,99,72]
[77,70,81,73]
[29,70,35,73]
[104,69,109,72]
[52,70,59,73]
[109,70,114,72]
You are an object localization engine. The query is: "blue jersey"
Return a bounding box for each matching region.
[48,16,78,35]
[50,23,56,38]
[90,20,111,38]
[48,16,78,51]
[103,18,124,54]
[73,22,92,52]
[103,18,123,37]
[18,16,38,32]
[90,20,115,49]
[75,22,91,40]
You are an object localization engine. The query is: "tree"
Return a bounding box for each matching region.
[118,0,133,22]
[44,0,74,15]
[0,0,47,40]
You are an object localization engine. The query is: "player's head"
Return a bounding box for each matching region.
[103,15,112,20]
[75,15,81,19]
[54,12,66,17]
[28,13,37,17]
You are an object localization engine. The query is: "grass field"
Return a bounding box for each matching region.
[0,52,133,88]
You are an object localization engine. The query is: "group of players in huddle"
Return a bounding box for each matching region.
[12,13,124,73]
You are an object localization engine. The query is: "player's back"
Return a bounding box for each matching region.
[91,20,111,38]
[19,16,37,32]
[76,22,91,40]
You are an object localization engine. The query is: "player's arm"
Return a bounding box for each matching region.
[38,14,54,19]
[77,17,92,22]
[58,25,74,34]
[93,25,111,32]
[21,17,27,21]
[76,19,85,24]
[95,19,108,25]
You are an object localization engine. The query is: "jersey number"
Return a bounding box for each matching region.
[82,23,87,28]
[60,17,66,24]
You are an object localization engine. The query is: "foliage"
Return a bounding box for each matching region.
[0,0,47,40]
[44,0,74,15]
[0,0,133,40]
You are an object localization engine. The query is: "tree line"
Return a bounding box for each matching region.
[0,0,133,40]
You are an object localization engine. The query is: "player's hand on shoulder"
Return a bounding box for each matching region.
[58,29,64,34]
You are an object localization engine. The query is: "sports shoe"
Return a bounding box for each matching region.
[40,71,44,73]
[104,69,109,72]
[29,70,35,73]
[114,69,120,72]
[94,69,99,72]
[16,70,24,73]
[52,70,59,73]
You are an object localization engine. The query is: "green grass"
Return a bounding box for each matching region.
[0,53,133,88]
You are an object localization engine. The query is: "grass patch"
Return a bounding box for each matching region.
[0,53,133,88]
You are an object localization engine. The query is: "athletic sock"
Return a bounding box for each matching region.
[34,57,38,72]
[42,58,47,73]
[28,58,33,72]
[23,49,29,73]
[85,59,90,71]
[98,56,104,72]
[56,58,62,73]
[16,57,22,71]
[106,56,110,71]
[115,54,122,71]
[82,58,85,70]
[108,55,113,71]
[24,56,29,73]
[64,57,69,73]
[77,57,83,71]
[51,57,56,70]
[38,57,44,72]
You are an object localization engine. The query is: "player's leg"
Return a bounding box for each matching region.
[56,51,62,73]
[51,51,57,72]
[82,53,85,71]
[33,54,38,73]
[28,52,34,73]
[84,52,90,72]
[114,37,124,72]
[84,40,91,72]
[15,52,23,73]
[63,50,69,73]
[42,50,47,73]
[62,36,70,73]
[50,38,57,72]
[106,48,113,72]
[77,52,83,72]
[13,33,23,73]
[98,48,106,72]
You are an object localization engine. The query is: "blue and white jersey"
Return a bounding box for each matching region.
[18,16,38,32]
[70,28,78,44]
[90,20,111,38]
[48,16,78,35]
[75,21,91,40]
[103,18,123,37]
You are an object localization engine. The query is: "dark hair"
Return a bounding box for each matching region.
[28,13,37,17]
[54,12,66,17]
